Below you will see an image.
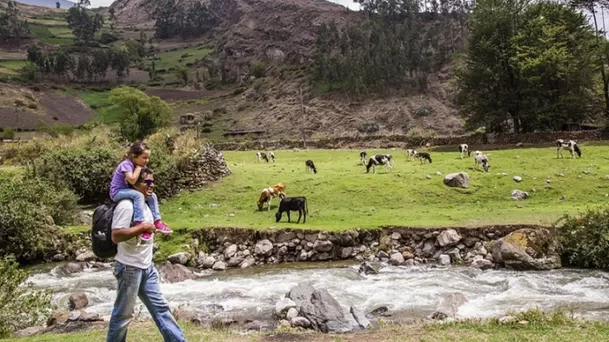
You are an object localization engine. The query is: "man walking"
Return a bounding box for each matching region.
[107,167,186,342]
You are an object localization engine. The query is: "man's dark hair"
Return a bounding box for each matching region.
[135,167,154,184]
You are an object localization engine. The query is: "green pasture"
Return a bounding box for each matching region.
[160,143,609,230]
[147,46,213,72]
[0,60,28,74]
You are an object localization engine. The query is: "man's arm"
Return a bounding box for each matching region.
[112,223,155,243]
[111,203,155,243]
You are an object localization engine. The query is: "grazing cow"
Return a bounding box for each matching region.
[415,152,432,164]
[305,160,317,174]
[406,149,417,160]
[459,144,471,159]
[257,183,286,211]
[473,150,489,172]
[256,152,269,163]
[556,139,581,159]
[269,151,276,162]
[275,196,308,223]
[360,151,367,166]
[366,154,393,173]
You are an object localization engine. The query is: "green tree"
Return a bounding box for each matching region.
[92,49,110,79]
[66,6,103,45]
[109,86,173,140]
[0,258,51,338]
[457,0,601,133]
[109,46,131,78]
[56,1,60,9]
[175,66,189,85]
[0,0,29,42]
[108,7,115,31]
[74,54,90,81]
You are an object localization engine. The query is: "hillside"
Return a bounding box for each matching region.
[0,0,464,139]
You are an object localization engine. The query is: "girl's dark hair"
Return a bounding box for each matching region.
[128,141,150,159]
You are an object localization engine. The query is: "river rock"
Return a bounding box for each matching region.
[492,228,561,270]
[212,261,227,271]
[358,262,381,275]
[68,310,81,321]
[389,252,405,265]
[422,239,436,256]
[341,247,353,259]
[437,229,462,247]
[470,259,494,270]
[201,256,216,269]
[80,312,101,322]
[350,306,371,329]
[437,254,451,265]
[313,240,333,252]
[75,251,95,262]
[158,262,198,283]
[286,308,299,320]
[168,252,191,265]
[498,316,518,324]
[14,326,47,337]
[227,256,244,267]
[59,262,84,275]
[286,282,354,333]
[68,292,88,310]
[290,316,311,328]
[275,298,297,317]
[513,176,522,183]
[443,172,469,188]
[391,232,401,240]
[255,239,274,256]
[224,244,238,258]
[51,253,66,262]
[47,310,68,326]
[240,256,256,268]
[367,305,393,317]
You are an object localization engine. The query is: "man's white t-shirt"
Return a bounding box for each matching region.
[112,199,154,269]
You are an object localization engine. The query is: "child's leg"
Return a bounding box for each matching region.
[112,189,146,222]
[145,193,162,222]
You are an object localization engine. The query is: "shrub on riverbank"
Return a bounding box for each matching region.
[556,207,609,269]
[0,258,51,338]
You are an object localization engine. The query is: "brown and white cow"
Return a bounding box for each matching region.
[257,183,287,211]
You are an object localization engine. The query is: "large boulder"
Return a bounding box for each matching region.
[492,228,561,270]
[437,229,462,247]
[167,252,191,265]
[443,172,469,188]
[286,282,355,333]
[68,292,88,310]
[255,239,274,256]
[511,189,529,201]
[158,262,199,283]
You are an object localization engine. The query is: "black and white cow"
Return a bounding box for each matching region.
[406,149,417,160]
[275,196,308,224]
[366,154,393,173]
[360,151,367,166]
[269,151,276,162]
[459,144,471,159]
[305,160,317,174]
[556,139,581,159]
[256,152,269,163]
[473,150,489,172]
[415,152,432,164]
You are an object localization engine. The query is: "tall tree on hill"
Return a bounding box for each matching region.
[108,7,116,31]
[0,0,29,42]
[457,0,601,133]
[66,6,104,45]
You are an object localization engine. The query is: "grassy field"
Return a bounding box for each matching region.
[3,311,609,341]
[147,46,213,71]
[0,60,28,75]
[65,90,125,123]
[161,143,609,230]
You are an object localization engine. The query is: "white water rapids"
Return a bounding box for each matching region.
[28,262,609,323]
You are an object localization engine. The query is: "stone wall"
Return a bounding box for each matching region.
[176,143,232,191]
[212,130,606,151]
[161,225,553,272]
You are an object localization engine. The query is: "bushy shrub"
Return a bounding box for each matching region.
[556,208,609,269]
[146,141,180,199]
[36,147,119,203]
[413,105,433,117]
[250,61,266,78]
[99,32,120,44]
[0,174,78,260]
[0,258,51,338]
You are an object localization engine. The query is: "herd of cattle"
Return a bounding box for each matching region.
[253,139,582,224]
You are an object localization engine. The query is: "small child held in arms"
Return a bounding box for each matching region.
[110,142,172,240]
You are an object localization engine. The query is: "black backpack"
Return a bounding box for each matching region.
[91,202,118,259]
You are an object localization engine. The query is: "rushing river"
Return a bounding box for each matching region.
[27,262,609,324]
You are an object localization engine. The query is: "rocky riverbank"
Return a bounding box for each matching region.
[55,224,561,283]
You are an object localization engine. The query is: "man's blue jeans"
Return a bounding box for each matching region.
[107,262,186,342]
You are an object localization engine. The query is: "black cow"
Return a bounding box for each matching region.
[275,197,308,223]
[415,152,432,164]
[305,160,317,174]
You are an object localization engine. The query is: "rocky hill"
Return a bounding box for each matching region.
[111,0,463,137]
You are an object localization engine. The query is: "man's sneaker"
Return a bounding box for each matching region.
[154,220,173,234]
[136,221,153,241]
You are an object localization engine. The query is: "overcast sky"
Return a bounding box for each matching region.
[88,0,361,10]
